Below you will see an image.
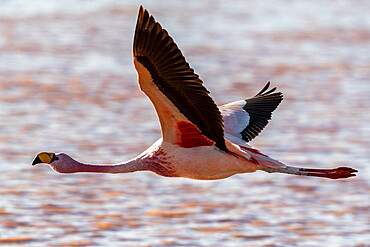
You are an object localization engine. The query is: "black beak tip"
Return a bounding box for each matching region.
[32,156,42,166]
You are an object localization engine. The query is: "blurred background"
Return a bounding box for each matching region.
[0,0,369,246]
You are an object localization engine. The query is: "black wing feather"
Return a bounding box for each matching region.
[241,82,283,142]
[133,6,227,151]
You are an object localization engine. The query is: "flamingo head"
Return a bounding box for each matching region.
[32,152,77,173]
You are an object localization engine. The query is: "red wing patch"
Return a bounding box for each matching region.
[176,121,215,148]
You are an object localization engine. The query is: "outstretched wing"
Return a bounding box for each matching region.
[220,82,283,143]
[133,6,227,151]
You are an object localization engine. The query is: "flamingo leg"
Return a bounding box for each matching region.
[263,166,358,179]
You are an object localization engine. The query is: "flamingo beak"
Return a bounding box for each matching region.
[32,155,42,166]
[32,152,58,166]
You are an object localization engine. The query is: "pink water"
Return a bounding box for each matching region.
[0,1,369,246]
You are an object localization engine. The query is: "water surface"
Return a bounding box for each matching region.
[0,0,369,246]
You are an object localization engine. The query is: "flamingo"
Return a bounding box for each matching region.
[32,6,357,180]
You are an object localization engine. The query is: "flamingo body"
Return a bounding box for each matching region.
[32,6,357,180]
[50,139,259,180]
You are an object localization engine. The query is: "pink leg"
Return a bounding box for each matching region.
[263,166,357,179]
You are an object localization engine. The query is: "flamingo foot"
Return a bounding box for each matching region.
[263,166,358,179]
[297,167,358,179]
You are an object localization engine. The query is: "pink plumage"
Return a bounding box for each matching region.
[32,6,357,180]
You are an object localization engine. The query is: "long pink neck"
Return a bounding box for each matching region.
[56,157,146,174]
[81,160,144,173]
[53,144,176,176]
